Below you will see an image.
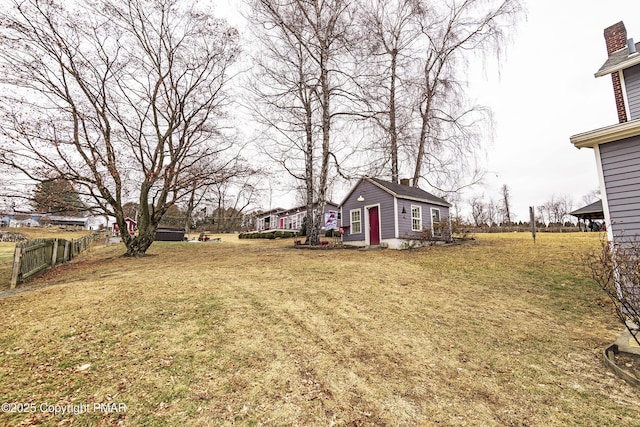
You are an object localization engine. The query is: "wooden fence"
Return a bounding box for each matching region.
[10,232,102,289]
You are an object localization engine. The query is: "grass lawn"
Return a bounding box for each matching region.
[0,232,638,426]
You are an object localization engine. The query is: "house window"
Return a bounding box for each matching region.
[431,208,441,236]
[411,205,422,231]
[350,209,361,234]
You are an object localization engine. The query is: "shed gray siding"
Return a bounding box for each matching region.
[600,135,640,238]
[340,180,395,242]
[397,200,449,238]
[624,64,640,121]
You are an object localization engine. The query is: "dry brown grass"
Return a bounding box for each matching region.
[0,232,638,426]
[1,227,93,241]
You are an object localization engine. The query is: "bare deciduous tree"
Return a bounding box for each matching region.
[357,0,419,184]
[539,195,574,225]
[0,0,240,256]
[470,196,488,227]
[410,0,522,191]
[248,0,353,245]
[486,199,500,227]
[207,165,264,233]
[582,188,601,205]
[180,158,261,234]
[356,0,522,192]
[500,184,512,225]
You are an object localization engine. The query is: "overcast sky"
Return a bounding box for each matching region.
[218,0,640,221]
[466,0,640,222]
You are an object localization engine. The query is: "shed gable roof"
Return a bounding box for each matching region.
[341,177,451,207]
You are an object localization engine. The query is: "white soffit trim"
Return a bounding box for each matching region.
[595,55,640,78]
[570,119,640,148]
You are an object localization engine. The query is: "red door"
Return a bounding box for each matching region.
[368,206,380,246]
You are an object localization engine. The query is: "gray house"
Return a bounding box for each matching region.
[255,202,339,232]
[340,177,451,249]
[570,21,640,242]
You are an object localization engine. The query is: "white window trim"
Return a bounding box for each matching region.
[431,208,441,236]
[411,205,422,231]
[431,208,441,225]
[350,208,362,234]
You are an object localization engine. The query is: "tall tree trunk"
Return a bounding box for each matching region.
[303,75,315,245]
[308,41,331,246]
[184,184,197,234]
[413,113,429,187]
[389,50,398,184]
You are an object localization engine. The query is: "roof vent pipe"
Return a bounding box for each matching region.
[628,38,637,54]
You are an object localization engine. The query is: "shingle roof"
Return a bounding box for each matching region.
[368,177,451,207]
[569,199,604,219]
[595,41,640,77]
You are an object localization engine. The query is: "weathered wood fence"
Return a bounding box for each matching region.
[10,232,102,289]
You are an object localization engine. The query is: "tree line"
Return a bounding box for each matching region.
[0,0,523,255]
[466,185,599,228]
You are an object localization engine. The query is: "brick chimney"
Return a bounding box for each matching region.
[604,21,627,54]
[604,21,628,123]
[400,178,410,186]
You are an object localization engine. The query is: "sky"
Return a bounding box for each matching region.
[464,0,640,222]
[217,0,640,222]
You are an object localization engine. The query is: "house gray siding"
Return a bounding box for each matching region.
[600,135,640,238]
[340,180,395,242]
[624,64,640,120]
[397,199,449,238]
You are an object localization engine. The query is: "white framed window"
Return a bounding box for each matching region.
[431,208,441,236]
[411,205,422,231]
[431,208,441,224]
[350,209,361,234]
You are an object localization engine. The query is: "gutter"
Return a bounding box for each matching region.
[595,53,640,78]
[570,119,640,148]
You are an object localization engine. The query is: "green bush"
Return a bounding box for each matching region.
[274,231,283,238]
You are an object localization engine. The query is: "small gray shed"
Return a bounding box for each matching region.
[339,177,451,249]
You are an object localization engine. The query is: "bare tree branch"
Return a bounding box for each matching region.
[0,0,241,256]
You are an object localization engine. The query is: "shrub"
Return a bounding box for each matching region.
[588,237,640,347]
[325,229,340,237]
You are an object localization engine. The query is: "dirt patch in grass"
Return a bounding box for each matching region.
[0,233,639,425]
[613,352,640,383]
